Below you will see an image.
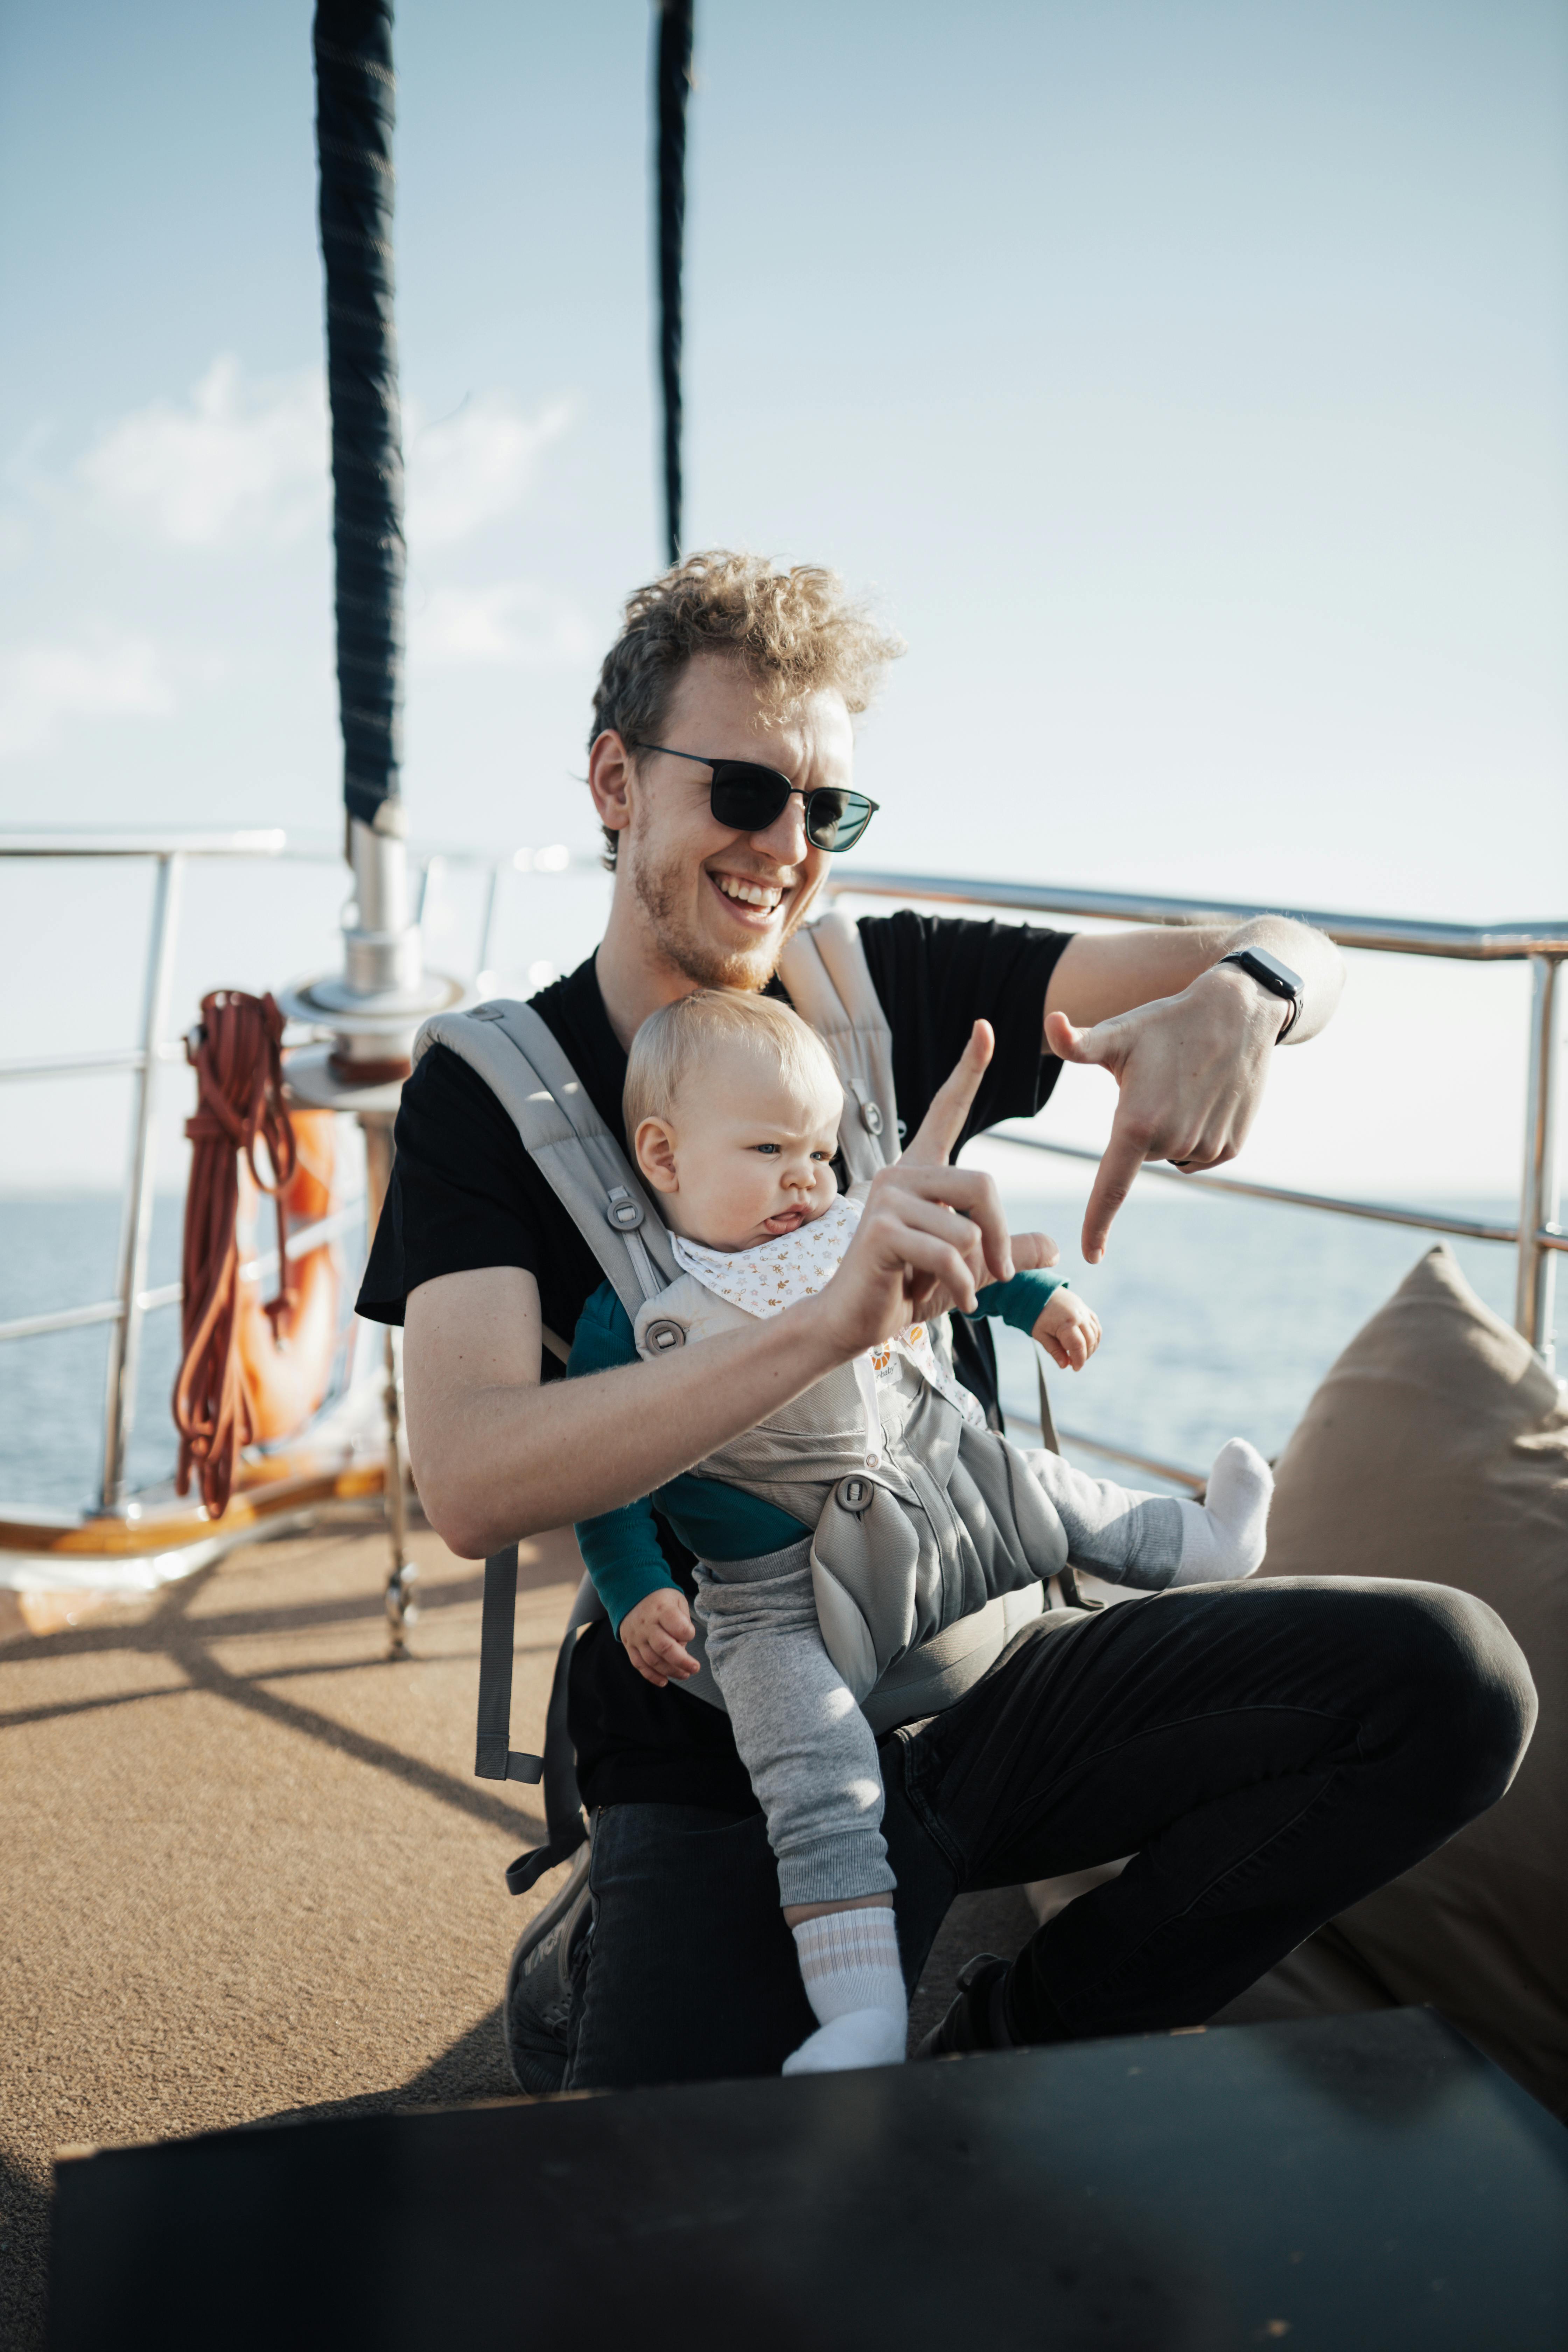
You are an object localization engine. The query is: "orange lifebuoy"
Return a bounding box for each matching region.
[234,1107,343,1443]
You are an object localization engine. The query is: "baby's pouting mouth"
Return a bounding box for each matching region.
[761,1206,808,1236]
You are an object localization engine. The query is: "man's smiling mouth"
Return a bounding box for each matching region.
[711,871,785,917]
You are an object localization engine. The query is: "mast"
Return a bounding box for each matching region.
[286,0,454,1098]
[316,0,404,858]
[655,0,694,568]
[309,0,423,1040]
[285,0,459,1653]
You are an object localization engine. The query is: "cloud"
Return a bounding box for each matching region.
[0,636,175,759]
[78,356,328,548]
[75,362,569,553]
[412,581,593,670]
[406,393,571,547]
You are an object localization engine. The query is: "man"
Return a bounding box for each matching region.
[360,551,1532,2089]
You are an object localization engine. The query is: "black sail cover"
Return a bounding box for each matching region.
[313,1,405,834]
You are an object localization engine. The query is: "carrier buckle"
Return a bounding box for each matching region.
[645,1318,686,1353]
[835,1474,874,1514]
[859,1099,884,1136]
[606,1190,645,1231]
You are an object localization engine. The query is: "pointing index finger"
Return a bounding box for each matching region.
[902,1021,995,1168]
[1080,1120,1148,1264]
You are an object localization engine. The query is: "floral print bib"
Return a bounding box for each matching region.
[670,1193,983,1424]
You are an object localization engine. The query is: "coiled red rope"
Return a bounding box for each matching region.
[173,991,298,1516]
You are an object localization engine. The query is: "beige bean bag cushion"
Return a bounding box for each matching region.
[1253,1243,1566,2114]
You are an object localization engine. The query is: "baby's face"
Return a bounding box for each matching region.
[634,1046,842,1251]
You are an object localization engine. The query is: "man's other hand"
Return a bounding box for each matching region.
[1046,965,1287,1265]
[620,1588,699,1687]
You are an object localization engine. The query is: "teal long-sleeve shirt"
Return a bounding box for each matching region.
[568,1268,1069,1634]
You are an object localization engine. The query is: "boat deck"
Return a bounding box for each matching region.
[0,1517,1031,2349]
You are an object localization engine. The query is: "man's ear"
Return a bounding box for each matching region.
[588,730,635,843]
[634,1116,680,1194]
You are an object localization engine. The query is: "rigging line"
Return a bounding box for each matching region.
[172,992,299,1519]
[656,0,694,568]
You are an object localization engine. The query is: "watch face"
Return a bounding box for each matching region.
[1226,948,1302,997]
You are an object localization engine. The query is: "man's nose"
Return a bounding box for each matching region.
[748,791,810,867]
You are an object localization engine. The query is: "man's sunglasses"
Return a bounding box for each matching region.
[632,743,879,854]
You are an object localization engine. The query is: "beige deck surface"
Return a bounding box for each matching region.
[0,1515,1031,2348]
[0,1517,574,2348]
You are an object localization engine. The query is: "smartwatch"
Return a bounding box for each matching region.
[1216,947,1304,1039]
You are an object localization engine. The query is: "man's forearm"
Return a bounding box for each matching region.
[410,1296,843,1558]
[408,1127,1022,1558]
[1046,915,1343,1039]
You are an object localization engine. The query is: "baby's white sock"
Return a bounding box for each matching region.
[1173,1438,1273,1585]
[783,1906,907,2075]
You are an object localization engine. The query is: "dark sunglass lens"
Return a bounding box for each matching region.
[805,791,873,851]
[709,764,789,834]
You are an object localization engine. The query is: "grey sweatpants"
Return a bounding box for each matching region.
[695,1449,1195,1908]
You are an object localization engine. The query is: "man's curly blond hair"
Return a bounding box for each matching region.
[589,551,904,868]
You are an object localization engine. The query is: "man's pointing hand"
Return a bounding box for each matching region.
[1047,965,1286,1264]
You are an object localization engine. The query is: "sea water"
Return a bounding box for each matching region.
[0,1194,365,1515]
[981,1167,1552,1492]
[0,1179,1549,1516]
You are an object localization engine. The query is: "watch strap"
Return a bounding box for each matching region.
[1217,948,1303,1039]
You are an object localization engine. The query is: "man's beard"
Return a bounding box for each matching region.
[630,839,813,992]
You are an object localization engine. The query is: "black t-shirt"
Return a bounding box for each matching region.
[358,910,1071,1812]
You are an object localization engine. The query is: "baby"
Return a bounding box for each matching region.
[568,990,1272,2075]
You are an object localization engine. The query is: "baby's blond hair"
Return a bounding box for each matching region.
[623,990,842,1137]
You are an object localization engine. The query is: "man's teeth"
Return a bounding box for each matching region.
[716,875,782,910]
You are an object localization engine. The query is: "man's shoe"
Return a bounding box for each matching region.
[502,1841,593,2095]
[914,1953,1013,2060]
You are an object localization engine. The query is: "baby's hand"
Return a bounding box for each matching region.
[620,1588,698,1687]
[1034,1288,1102,1372]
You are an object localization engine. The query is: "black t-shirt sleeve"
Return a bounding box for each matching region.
[356,1044,595,1334]
[855,909,1071,1149]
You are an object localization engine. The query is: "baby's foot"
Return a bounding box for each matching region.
[1173,1438,1272,1584]
[782,2008,907,2075]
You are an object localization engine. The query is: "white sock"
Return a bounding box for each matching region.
[1173,1438,1273,1584]
[783,1906,907,2075]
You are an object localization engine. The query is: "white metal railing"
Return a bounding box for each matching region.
[3,834,1563,1511]
[0,828,593,1512]
[832,869,1566,1374]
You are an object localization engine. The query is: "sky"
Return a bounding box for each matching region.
[1,0,1566,1205]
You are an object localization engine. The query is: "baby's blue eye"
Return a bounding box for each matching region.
[752,1143,780,1155]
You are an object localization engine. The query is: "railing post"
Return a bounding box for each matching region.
[475,860,500,988]
[1514,954,1562,1364]
[99,851,183,1508]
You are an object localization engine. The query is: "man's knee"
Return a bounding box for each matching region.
[1363,1581,1536,1819]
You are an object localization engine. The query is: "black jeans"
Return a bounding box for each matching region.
[562,1577,1534,2090]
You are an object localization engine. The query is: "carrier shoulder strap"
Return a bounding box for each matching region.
[415,997,679,1890]
[415,998,679,1322]
[778,909,899,1183]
